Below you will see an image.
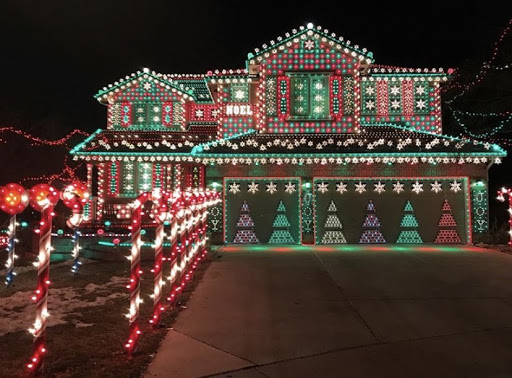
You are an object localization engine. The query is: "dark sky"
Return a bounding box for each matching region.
[0,1,510,136]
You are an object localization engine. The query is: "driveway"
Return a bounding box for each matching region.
[146,245,512,378]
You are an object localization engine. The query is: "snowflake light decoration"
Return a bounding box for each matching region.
[450,181,462,193]
[317,182,329,194]
[266,181,278,194]
[431,181,443,193]
[284,181,296,194]
[374,181,386,194]
[393,181,404,194]
[229,182,240,194]
[355,182,366,194]
[336,182,348,194]
[247,181,259,194]
[412,181,423,194]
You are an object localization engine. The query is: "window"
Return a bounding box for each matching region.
[289,74,330,120]
[131,103,162,126]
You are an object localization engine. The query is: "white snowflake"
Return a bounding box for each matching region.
[266,181,278,194]
[415,85,426,95]
[211,109,219,118]
[317,182,329,194]
[412,181,423,194]
[390,99,401,109]
[284,181,296,194]
[374,181,386,194]
[450,181,462,193]
[314,82,324,90]
[393,181,404,193]
[355,182,366,194]
[416,99,427,110]
[143,82,152,91]
[366,86,375,95]
[365,100,375,110]
[195,109,204,119]
[336,182,348,194]
[235,90,245,100]
[304,39,315,50]
[431,180,443,193]
[390,86,400,95]
[229,182,240,194]
[247,181,259,194]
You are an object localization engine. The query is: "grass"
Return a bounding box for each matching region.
[0,248,214,377]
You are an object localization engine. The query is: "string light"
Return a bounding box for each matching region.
[0,127,89,146]
[497,188,512,247]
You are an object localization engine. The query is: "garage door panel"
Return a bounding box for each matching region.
[314,178,469,244]
[225,178,301,244]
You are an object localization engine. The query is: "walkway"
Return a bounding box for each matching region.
[145,245,512,377]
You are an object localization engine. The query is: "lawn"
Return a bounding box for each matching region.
[0,248,214,377]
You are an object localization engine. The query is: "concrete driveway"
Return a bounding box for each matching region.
[145,245,512,378]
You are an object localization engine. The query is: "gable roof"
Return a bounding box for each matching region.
[247,23,374,64]
[94,69,197,104]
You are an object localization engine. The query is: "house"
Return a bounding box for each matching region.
[71,23,506,245]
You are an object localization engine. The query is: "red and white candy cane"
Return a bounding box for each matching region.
[150,190,169,327]
[167,192,184,304]
[497,187,512,246]
[61,182,90,275]
[27,184,59,373]
[0,183,29,287]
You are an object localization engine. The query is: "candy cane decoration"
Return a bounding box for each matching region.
[497,187,512,246]
[0,183,29,287]
[61,182,90,275]
[167,192,184,304]
[150,190,169,327]
[27,184,59,373]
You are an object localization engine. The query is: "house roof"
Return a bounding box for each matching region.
[70,128,215,156]
[247,23,374,64]
[71,127,506,166]
[94,69,197,104]
[171,78,214,103]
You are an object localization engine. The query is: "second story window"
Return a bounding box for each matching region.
[289,74,330,120]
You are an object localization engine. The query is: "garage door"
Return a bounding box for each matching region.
[225,177,301,244]
[314,177,470,244]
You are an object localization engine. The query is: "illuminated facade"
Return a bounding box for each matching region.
[71,23,506,244]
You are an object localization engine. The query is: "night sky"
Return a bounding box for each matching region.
[0,1,509,135]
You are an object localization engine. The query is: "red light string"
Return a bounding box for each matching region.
[0,127,89,146]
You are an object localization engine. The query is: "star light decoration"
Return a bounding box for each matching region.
[284,181,296,194]
[266,181,278,194]
[450,181,462,193]
[336,182,348,194]
[431,181,443,193]
[248,181,259,194]
[374,181,386,194]
[393,181,404,194]
[355,182,366,194]
[317,182,329,194]
[229,182,240,194]
[143,82,152,91]
[412,181,423,194]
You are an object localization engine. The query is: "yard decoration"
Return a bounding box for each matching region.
[27,183,59,373]
[497,187,512,246]
[61,181,90,274]
[0,183,29,286]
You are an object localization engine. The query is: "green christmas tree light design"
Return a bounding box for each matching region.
[268,200,295,244]
[396,200,423,243]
